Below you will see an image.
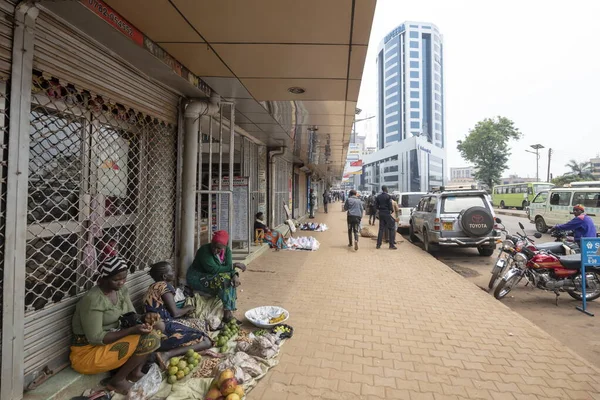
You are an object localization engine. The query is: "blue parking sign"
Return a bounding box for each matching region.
[578,238,600,316]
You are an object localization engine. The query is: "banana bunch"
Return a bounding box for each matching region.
[268,312,286,324]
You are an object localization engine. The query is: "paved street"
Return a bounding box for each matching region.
[426,213,600,371]
[239,207,600,399]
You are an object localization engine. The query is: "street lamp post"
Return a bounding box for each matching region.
[525,144,545,181]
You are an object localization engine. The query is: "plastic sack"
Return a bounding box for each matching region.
[127,363,162,400]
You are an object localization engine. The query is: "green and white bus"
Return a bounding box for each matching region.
[492,182,554,209]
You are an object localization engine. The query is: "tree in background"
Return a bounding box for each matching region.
[457,116,522,189]
[551,159,595,187]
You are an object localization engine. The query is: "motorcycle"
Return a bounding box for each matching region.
[493,242,600,302]
[488,219,541,289]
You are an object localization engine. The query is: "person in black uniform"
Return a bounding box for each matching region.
[375,186,397,250]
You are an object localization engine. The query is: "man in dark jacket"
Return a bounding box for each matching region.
[323,190,330,213]
[375,186,397,249]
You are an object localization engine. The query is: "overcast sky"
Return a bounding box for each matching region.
[356,0,600,179]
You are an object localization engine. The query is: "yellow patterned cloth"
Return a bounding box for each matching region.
[70,331,161,375]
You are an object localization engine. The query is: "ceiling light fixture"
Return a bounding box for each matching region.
[288,86,306,94]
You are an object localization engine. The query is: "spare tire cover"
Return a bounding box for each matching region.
[459,206,494,237]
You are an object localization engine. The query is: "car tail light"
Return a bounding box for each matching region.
[434,218,441,231]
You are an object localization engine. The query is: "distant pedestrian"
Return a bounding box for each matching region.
[323,190,330,214]
[344,189,364,250]
[309,189,317,218]
[367,190,377,225]
[375,186,397,250]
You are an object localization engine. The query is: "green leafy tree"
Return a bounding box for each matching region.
[457,117,522,189]
[552,159,595,187]
[565,159,594,180]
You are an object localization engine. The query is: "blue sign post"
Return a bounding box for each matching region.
[577,238,600,316]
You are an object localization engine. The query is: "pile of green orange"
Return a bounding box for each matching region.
[215,319,240,352]
[166,349,201,384]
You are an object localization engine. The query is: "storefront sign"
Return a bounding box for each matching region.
[81,0,144,46]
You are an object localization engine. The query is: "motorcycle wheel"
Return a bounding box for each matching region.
[494,274,522,300]
[488,267,501,290]
[567,271,600,301]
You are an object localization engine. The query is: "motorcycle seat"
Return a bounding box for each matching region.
[537,242,566,255]
[559,254,582,270]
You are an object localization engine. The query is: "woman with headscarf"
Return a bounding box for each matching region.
[70,257,162,395]
[186,231,246,324]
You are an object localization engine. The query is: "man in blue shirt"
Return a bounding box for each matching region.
[549,204,597,243]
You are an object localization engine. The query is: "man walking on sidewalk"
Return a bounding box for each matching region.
[375,185,397,250]
[344,189,363,250]
[309,188,317,218]
[323,190,330,213]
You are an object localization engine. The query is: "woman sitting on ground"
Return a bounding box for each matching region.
[70,257,162,395]
[186,230,246,324]
[144,262,212,367]
[254,212,287,250]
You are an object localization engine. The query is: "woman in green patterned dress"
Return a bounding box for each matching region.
[186,231,246,324]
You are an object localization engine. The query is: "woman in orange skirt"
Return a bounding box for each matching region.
[70,257,162,395]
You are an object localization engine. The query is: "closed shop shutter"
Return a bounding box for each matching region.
[23,8,179,387]
[34,8,178,124]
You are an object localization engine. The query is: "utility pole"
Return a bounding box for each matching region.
[547,148,552,182]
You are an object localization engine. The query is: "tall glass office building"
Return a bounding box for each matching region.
[377,21,444,149]
[364,21,446,192]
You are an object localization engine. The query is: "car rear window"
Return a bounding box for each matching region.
[442,195,486,213]
[401,194,423,208]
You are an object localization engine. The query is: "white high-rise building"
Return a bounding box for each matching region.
[365,21,446,192]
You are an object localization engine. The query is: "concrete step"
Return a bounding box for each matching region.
[24,368,108,400]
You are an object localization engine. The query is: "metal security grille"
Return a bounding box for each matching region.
[25,72,177,312]
[273,158,290,227]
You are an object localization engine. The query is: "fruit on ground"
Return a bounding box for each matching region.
[217,369,234,386]
[187,357,195,365]
[177,360,187,370]
[176,371,185,380]
[183,367,190,375]
[233,386,244,397]
[220,378,238,396]
[168,366,178,376]
[225,394,241,400]
[167,375,177,384]
[209,380,219,391]
[169,357,180,366]
[204,388,221,400]
[194,352,200,359]
[186,349,195,357]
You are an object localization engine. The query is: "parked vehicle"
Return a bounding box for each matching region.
[492,182,554,210]
[493,230,600,302]
[409,188,501,256]
[528,186,600,233]
[392,191,426,231]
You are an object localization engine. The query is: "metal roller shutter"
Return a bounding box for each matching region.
[23,8,179,388]
[34,8,178,124]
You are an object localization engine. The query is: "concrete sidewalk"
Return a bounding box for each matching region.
[239,206,600,400]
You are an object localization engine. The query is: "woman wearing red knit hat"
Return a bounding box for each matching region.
[186,230,246,324]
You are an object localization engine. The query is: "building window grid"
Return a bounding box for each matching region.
[385,43,398,53]
[385,81,398,91]
[385,62,398,72]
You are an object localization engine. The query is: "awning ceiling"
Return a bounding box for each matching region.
[103,0,376,179]
[72,0,377,179]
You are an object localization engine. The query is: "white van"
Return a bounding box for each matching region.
[394,191,427,230]
[528,187,600,233]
